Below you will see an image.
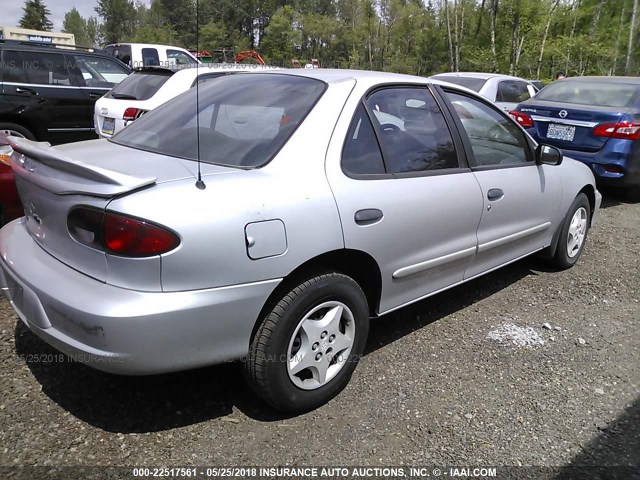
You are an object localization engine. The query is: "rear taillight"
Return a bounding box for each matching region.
[68,208,179,257]
[509,111,534,128]
[592,122,640,140]
[123,108,146,121]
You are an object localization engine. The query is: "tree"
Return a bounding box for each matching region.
[95,0,138,44]
[63,8,89,46]
[19,0,53,31]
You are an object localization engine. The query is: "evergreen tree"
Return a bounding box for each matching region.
[19,0,54,31]
[63,8,89,46]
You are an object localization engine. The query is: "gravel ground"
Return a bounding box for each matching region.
[0,190,638,478]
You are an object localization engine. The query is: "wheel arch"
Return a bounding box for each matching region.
[250,249,382,344]
[545,186,594,259]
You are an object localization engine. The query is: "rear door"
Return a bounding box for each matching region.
[441,88,563,279]
[327,85,484,313]
[1,48,90,144]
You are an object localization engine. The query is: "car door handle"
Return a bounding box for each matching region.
[89,92,103,98]
[355,209,383,225]
[487,188,504,201]
[15,87,37,95]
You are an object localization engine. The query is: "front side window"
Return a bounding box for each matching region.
[112,74,326,168]
[445,91,530,167]
[73,55,130,87]
[366,87,458,173]
[167,49,197,66]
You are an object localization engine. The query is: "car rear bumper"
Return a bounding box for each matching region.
[0,219,280,375]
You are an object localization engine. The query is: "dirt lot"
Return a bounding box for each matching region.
[0,190,638,478]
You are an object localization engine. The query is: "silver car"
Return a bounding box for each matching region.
[0,70,601,412]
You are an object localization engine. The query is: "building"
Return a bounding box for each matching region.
[0,26,75,45]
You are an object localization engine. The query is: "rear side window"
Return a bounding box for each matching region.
[1,50,29,83]
[536,80,640,107]
[19,51,72,86]
[432,75,487,92]
[141,48,160,67]
[112,74,326,168]
[497,80,532,103]
[107,45,132,67]
[105,70,173,100]
[342,103,386,175]
[366,87,459,173]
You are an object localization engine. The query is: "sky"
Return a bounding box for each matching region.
[2,0,150,32]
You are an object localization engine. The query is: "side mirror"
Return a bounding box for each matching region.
[535,144,563,166]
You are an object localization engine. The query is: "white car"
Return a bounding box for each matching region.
[103,43,200,69]
[94,64,279,138]
[429,72,539,112]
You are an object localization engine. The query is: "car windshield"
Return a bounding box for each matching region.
[536,80,640,107]
[105,69,173,100]
[433,76,487,92]
[111,73,326,168]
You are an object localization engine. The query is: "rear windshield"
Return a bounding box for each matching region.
[105,69,173,101]
[536,80,640,107]
[432,75,487,92]
[111,74,326,168]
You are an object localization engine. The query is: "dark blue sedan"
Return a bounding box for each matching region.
[511,76,640,201]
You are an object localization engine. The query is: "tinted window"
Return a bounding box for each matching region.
[1,50,28,83]
[112,74,326,168]
[342,103,385,175]
[535,79,640,107]
[192,72,236,87]
[497,80,531,103]
[107,45,132,67]
[18,51,72,86]
[141,48,160,67]
[105,70,173,100]
[73,55,130,87]
[432,75,487,92]
[167,49,197,66]
[367,88,458,173]
[446,91,530,167]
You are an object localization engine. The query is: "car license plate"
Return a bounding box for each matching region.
[102,117,115,135]
[547,123,575,142]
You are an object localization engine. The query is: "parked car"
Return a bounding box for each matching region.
[511,76,640,201]
[103,43,200,69]
[529,80,545,91]
[95,64,278,138]
[0,70,601,412]
[0,136,20,226]
[0,39,132,145]
[430,72,539,112]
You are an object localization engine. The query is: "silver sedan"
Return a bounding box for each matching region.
[0,69,601,412]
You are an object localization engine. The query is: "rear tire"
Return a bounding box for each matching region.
[550,193,591,270]
[243,273,369,413]
[0,123,35,140]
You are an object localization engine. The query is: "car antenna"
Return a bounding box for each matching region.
[194,0,206,190]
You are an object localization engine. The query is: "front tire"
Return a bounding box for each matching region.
[550,193,591,270]
[243,273,369,413]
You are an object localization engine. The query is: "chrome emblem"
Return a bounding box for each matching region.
[101,108,109,115]
[559,110,568,118]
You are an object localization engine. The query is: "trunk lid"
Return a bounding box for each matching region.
[8,137,201,282]
[519,101,631,153]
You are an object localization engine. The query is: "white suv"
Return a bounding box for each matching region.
[103,43,199,68]
[94,64,278,138]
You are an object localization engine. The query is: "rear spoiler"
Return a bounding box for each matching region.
[9,137,156,197]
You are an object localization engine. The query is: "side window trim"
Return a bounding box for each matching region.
[436,86,535,170]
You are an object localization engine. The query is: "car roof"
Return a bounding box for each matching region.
[253,68,431,84]
[105,43,191,50]
[431,71,527,81]
[556,76,640,84]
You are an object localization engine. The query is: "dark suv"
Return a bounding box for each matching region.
[0,40,131,145]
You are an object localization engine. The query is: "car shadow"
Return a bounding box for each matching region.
[598,187,630,209]
[553,395,640,479]
[14,258,542,432]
